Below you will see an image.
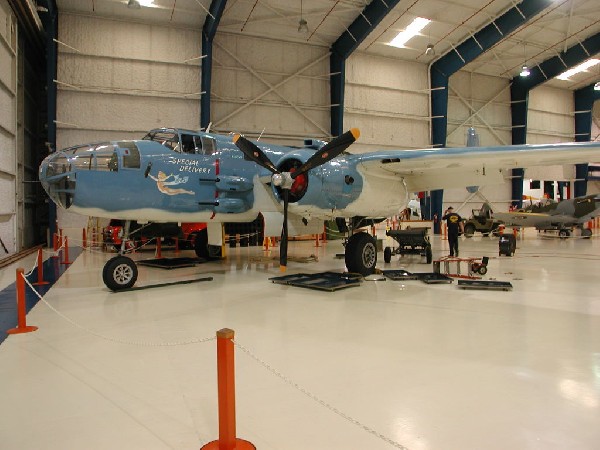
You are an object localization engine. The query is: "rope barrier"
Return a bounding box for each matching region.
[233,340,409,450]
[21,273,216,347]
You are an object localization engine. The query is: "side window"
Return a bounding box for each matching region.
[193,136,202,153]
[201,136,216,155]
[118,142,141,169]
[180,134,196,154]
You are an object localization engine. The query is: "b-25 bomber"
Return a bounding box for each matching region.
[39,127,600,290]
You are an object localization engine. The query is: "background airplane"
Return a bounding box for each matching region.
[492,194,600,237]
[39,127,600,290]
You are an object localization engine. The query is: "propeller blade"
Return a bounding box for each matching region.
[292,128,360,178]
[279,188,289,272]
[233,134,279,174]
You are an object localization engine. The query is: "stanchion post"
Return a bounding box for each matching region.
[82,228,87,249]
[201,329,255,450]
[32,249,49,286]
[174,237,180,255]
[62,237,73,265]
[53,233,58,251]
[315,233,320,248]
[7,269,38,335]
[156,238,162,259]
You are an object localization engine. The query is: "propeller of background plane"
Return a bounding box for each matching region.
[233,128,360,271]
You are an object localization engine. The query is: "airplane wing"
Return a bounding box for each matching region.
[350,142,600,193]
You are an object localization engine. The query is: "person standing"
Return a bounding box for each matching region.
[442,206,464,257]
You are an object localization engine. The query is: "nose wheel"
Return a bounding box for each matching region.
[103,255,138,291]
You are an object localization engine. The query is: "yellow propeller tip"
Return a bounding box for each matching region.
[350,128,360,140]
[279,266,287,273]
[232,134,240,143]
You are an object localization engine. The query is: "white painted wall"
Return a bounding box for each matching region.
[210,33,331,146]
[0,0,17,253]
[345,53,430,152]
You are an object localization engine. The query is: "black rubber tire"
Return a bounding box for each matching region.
[478,266,488,275]
[345,232,377,276]
[581,228,592,238]
[425,245,432,264]
[194,229,209,258]
[558,229,569,238]
[383,246,392,263]
[464,223,475,237]
[103,256,138,291]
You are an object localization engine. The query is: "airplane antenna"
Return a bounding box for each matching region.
[257,128,266,141]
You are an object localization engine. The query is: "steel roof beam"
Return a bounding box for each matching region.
[330,0,402,137]
[201,0,228,130]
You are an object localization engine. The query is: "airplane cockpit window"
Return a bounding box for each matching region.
[118,142,141,168]
[94,144,119,171]
[180,134,196,154]
[200,136,216,155]
[142,130,178,151]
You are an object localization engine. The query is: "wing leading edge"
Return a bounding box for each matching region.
[350,142,600,193]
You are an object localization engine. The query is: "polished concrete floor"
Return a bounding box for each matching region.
[0,229,599,450]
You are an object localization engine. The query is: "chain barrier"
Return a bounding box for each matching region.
[21,273,216,347]
[232,340,409,450]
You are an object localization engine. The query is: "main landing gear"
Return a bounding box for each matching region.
[344,231,378,276]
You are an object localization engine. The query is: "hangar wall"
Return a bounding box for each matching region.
[0,0,17,252]
[210,33,330,146]
[344,53,430,152]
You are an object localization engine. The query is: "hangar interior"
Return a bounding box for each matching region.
[0,0,599,449]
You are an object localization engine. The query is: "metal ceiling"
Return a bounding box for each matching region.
[53,0,600,89]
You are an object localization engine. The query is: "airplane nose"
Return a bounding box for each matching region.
[39,152,76,209]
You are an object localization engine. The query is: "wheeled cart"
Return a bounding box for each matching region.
[432,256,489,279]
[498,234,516,256]
[384,227,433,264]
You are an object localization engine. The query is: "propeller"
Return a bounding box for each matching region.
[233,129,360,271]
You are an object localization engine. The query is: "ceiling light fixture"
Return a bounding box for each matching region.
[389,17,431,48]
[520,65,530,77]
[556,59,600,81]
[128,0,141,8]
[594,81,600,91]
[298,0,308,34]
[425,44,435,55]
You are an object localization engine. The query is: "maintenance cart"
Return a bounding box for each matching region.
[433,256,489,279]
[384,227,433,264]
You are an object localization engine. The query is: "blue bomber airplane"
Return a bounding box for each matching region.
[39,127,600,290]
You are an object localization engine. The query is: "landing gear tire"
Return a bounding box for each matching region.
[384,246,392,263]
[558,229,570,239]
[345,232,377,276]
[464,223,475,237]
[103,256,138,291]
[194,229,209,258]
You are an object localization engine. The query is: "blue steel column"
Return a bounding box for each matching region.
[200,0,227,130]
[429,0,552,229]
[329,0,401,137]
[574,83,600,197]
[510,32,600,203]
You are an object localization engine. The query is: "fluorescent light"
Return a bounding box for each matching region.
[556,59,600,81]
[138,0,156,7]
[520,65,530,77]
[594,82,600,91]
[389,17,431,48]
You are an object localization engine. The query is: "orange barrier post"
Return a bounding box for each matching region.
[82,228,87,249]
[59,229,63,249]
[53,233,58,251]
[156,238,163,259]
[263,237,270,251]
[201,329,255,450]
[32,249,49,286]
[513,228,518,240]
[174,237,180,255]
[498,224,505,235]
[315,233,320,248]
[7,269,38,335]
[62,237,73,265]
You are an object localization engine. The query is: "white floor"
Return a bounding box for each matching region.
[0,230,599,450]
